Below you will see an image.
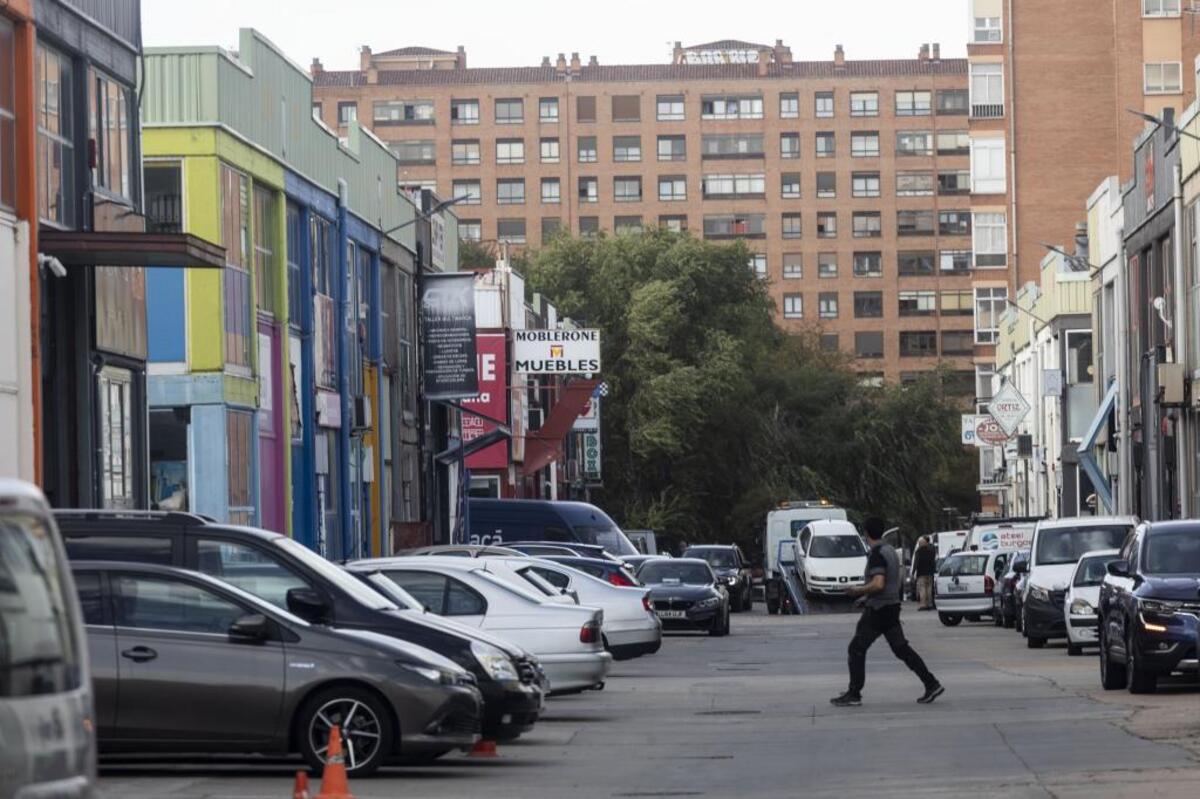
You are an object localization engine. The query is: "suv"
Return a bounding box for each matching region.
[1098,521,1200,693]
[682,545,753,611]
[54,510,545,741]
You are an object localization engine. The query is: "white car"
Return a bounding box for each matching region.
[347,557,612,694]
[795,519,868,597]
[935,549,1016,626]
[1063,548,1119,656]
[477,556,663,660]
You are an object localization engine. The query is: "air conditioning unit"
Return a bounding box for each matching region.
[352,395,372,430]
[1158,363,1185,406]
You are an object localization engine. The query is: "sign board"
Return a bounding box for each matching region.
[420,273,478,400]
[430,213,446,269]
[513,329,601,374]
[961,414,982,446]
[1043,368,1063,397]
[975,417,1010,446]
[582,430,602,481]
[462,333,508,470]
[989,382,1030,437]
[574,396,600,432]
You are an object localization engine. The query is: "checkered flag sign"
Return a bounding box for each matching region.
[593,382,610,398]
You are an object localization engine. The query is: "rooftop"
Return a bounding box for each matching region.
[377,46,454,57]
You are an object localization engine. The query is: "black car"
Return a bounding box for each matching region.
[55,510,545,741]
[682,545,753,611]
[542,555,642,587]
[1098,521,1200,694]
[993,550,1029,629]
[506,541,625,564]
[637,558,730,635]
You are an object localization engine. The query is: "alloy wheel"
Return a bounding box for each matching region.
[308,697,384,772]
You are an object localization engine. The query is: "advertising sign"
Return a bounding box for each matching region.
[430,213,446,270]
[573,396,600,432]
[1043,369,1063,397]
[582,430,602,481]
[961,414,981,446]
[975,417,1009,446]
[420,273,478,400]
[513,329,601,374]
[989,382,1031,437]
[462,333,508,470]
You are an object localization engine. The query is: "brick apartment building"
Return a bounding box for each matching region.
[312,39,980,384]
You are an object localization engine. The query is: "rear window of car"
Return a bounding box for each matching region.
[939,554,988,577]
[1074,555,1114,586]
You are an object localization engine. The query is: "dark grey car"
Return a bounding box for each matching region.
[72,562,483,775]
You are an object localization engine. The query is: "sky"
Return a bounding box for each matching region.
[141,0,969,71]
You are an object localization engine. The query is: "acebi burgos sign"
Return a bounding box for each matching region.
[513,329,601,375]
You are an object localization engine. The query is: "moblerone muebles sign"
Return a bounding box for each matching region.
[513,329,601,374]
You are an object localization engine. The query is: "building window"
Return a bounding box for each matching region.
[814,91,834,118]
[495,98,523,123]
[701,94,764,120]
[451,99,479,124]
[614,176,642,202]
[226,408,255,524]
[657,94,685,121]
[940,249,972,273]
[781,172,801,199]
[253,186,278,316]
[578,135,598,162]
[749,253,767,278]
[783,253,803,279]
[816,171,836,198]
[971,137,1006,193]
[974,286,1007,343]
[850,132,879,157]
[817,211,837,238]
[703,214,766,238]
[702,173,765,199]
[498,218,526,244]
[393,140,436,165]
[579,216,599,236]
[896,171,934,196]
[937,130,969,155]
[657,135,686,161]
[973,212,1007,267]
[898,290,935,317]
[1144,61,1183,94]
[375,100,434,124]
[337,101,357,124]
[855,332,883,359]
[89,68,132,199]
[854,291,883,318]
[936,89,969,114]
[614,215,643,234]
[703,133,765,158]
[220,164,252,369]
[541,217,562,244]
[940,289,973,316]
[900,331,937,357]
[459,219,482,241]
[98,366,136,509]
[577,95,597,122]
[898,209,934,236]
[311,101,321,120]
[896,131,933,156]
[818,252,838,278]
[939,210,971,236]
[782,212,802,239]
[938,169,971,195]
[451,139,481,165]
[659,214,687,232]
[780,132,800,159]
[970,63,1004,116]
[496,139,525,164]
[35,43,74,226]
[540,137,560,163]
[783,293,803,318]
[853,251,882,277]
[612,95,641,122]
[780,92,799,118]
[145,162,183,233]
[850,91,878,117]
[1143,0,1180,16]
[540,178,560,204]
[896,251,933,277]
[539,97,559,122]
[452,179,481,205]
[821,333,839,352]
[895,90,932,116]
[311,216,337,388]
[579,177,598,203]
[819,292,839,319]
[852,172,880,198]
[815,131,835,158]
[613,135,642,162]
[974,14,1002,41]
[658,175,687,201]
[941,331,974,356]
[853,212,881,239]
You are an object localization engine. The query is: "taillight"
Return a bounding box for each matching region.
[607,570,634,587]
[642,594,652,612]
[580,621,600,644]
[984,575,995,595]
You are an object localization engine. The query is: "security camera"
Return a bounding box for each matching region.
[37,254,67,279]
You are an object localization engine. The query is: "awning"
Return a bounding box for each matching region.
[1078,380,1119,513]
[522,379,599,475]
[39,230,226,269]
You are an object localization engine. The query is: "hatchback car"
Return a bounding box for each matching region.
[934,549,1015,626]
[1063,549,1118,655]
[682,545,754,611]
[637,558,730,636]
[1099,521,1200,693]
[794,520,868,598]
[73,561,481,775]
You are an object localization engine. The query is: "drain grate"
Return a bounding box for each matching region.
[693,709,762,716]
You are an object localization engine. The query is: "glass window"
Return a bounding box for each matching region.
[974,286,1008,344]
[855,331,883,358]
[817,211,837,238]
[937,89,968,115]
[941,289,973,316]
[853,212,881,239]
[970,64,1004,114]
[702,214,766,238]
[895,90,931,116]
[938,169,971,195]
[1037,526,1131,566]
[494,98,523,123]
[375,100,435,124]
[195,539,311,609]
[783,293,803,319]
[700,94,763,120]
[657,94,685,121]
[818,292,838,319]
[973,212,1007,267]
[392,140,435,165]
[850,91,878,117]
[974,15,1003,41]
[971,137,1006,193]
[814,91,833,118]
[541,217,562,244]
[576,95,596,122]
[227,409,255,525]
[253,186,277,316]
[614,176,642,202]
[35,43,74,226]
[854,291,883,318]
[115,575,245,634]
[539,137,559,163]
[0,18,15,209]
[899,290,936,316]
[900,331,937,357]
[221,164,252,368]
[659,214,687,232]
[939,210,972,236]
[451,139,481,165]
[780,132,800,159]
[337,102,357,124]
[851,132,879,157]
[815,131,835,158]
[852,172,880,198]
[611,95,640,122]
[853,251,882,277]
[1143,0,1182,15]
[658,175,687,201]
[496,139,525,164]
[896,131,933,156]
[540,178,560,204]
[614,215,642,235]
[498,218,526,244]
[89,68,131,198]
[702,173,765,198]
[613,135,641,162]
[459,219,482,241]
[818,252,837,278]
[896,171,934,196]
[749,253,767,278]
[782,253,802,279]
[452,180,481,205]
[702,133,765,158]
[578,177,598,202]
[780,92,799,118]
[73,571,105,625]
[579,216,599,236]
[937,130,969,155]
[539,97,559,122]
[1145,61,1184,93]
[781,172,801,199]
[445,578,487,616]
[782,213,802,239]
[145,163,182,234]
[451,99,479,124]
[384,571,447,614]
[657,135,686,161]
[496,178,525,205]
[821,334,839,352]
[941,330,974,355]
[816,171,836,198]
[899,251,935,276]
[898,209,935,236]
[578,136,597,163]
[941,249,972,273]
[98,366,135,509]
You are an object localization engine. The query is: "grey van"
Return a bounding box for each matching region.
[0,479,95,799]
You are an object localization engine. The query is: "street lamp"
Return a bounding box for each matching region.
[383,194,471,236]
[1127,108,1200,144]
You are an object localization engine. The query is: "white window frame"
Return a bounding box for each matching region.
[656,96,685,121]
[452,180,481,205]
[783,293,803,318]
[658,176,687,202]
[539,97,559,122]
[969,63,1004,113]
[973,16,1002,43]
[852,173,880,198]
[970,137,1006,194]
[780,93,799,119]
[540,178,561,204]
[540,138,560,163]
[495,139,525,165]
[1144,61,1183,94]
[818,293,839,319]
[973,286,1007,344]
[851,132,880,158]
[850,92,878,117]
[782,254,803,279]
[973,212,1007,268]
[1143,0,1181,17]
[749,253,768,279]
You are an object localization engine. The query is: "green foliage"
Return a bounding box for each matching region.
[524,229,976,555]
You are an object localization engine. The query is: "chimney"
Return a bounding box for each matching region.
[541,56,551,68]
[588,55,598,67]
[757,48,770,77]
[673,40,684,64]
[310,57,323,76]
[555,52,567,74]
[569,52,581,73]
[931,42,941,61]
[833,44,845,69]
[918,43,929,61]
[456,45,466,69]
[359,45,372,72]
[774,38,792,65]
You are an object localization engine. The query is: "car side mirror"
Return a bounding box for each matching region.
[566,589,581,604]
[287,587,331,622]
[228,613,270,643]
[1106,559,1130,578]
[1012,561,1028,574]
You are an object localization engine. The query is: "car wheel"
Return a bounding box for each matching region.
[742,589,754,612]
[1014,608,1023,633]
[1003,608,1015,629]
[993,607,1004,627]
[938,613,962,627]
[1099,623,1127,690]
[1067,643,1083,656]
[1126,628,1158,694]
[296,686,394,777]
[710,606,730,637]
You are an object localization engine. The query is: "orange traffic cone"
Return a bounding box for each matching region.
[292,770,311,799]
[468,738,499,758]
[315,726,356,799]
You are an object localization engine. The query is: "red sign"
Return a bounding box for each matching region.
[463,333,508,470]
[975,418,1009,445]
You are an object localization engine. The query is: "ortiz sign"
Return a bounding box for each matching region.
[513,329,601,374]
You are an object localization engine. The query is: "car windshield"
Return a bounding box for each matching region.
[809,535,866,559]
[686,549,737,568]
[473,569,551,604]
[1144,529,1200,575]
[639,562,713,585]
[1035,526,1130,566]
[939,554,988,577]
[273,539,398,611]
[1073,555,1115,586]
[573,524,638,557]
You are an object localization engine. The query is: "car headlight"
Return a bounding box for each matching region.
[470,641,520,683]
[1028,585,1050,604]
[1142,599,1182,614]
[696,596,723,609]
[725,576,739,585]
[1069,598,1094,616]
[399,662,457,685]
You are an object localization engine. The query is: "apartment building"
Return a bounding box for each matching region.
[312,40,981,384]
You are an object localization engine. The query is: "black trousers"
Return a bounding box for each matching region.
[847,604,937,693]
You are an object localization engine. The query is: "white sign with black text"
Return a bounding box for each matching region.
[513,329,601,375]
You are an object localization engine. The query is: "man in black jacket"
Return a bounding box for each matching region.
[913,536,937,611]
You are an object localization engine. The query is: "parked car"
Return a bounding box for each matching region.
[346,558,612,694]
[682,545,753,611]
[1099,521,1200,693]
[0,480,96,799]
[1021,516,1135,648]
[468,499,639,556]
[506,541,624,564]
[475,556,663,660]
[73,561,480,774]
[54,510,545,742]
[637,558,730,636]
[542,555,642,587]
[403,545,525,558]
[934,549,1015,626]
[992,550,1030,629]
[794,519,868,598]
[624,554,669,572]
[1064,549,1119,656]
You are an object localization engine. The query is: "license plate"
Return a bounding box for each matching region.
[946,584,968,593]
[657,610,686,619]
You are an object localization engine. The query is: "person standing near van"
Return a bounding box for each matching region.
[831,517,944,707]
[913,536,937,611]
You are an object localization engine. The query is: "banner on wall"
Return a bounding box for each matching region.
[420,273,478,400]
[463,333,509,470]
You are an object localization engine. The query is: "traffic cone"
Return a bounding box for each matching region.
[291,771,310,799]
[468,738,499,758]
[315,726,356,799]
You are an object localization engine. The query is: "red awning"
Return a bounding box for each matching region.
[521,379,598,475]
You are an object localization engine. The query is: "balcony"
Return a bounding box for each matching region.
[971,104,1004,119]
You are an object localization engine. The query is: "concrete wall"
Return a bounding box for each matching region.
[0,217,34,481]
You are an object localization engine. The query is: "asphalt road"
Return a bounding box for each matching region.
[98,602,1200,798]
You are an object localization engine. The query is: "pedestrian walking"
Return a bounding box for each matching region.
[830,517,944,707]
[913,536,937,611]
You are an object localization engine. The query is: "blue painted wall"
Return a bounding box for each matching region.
[146,268,186,362]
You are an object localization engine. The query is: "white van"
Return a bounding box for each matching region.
[795,519,868,598]
[966,520,1038,552]
[763,502,847,613]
